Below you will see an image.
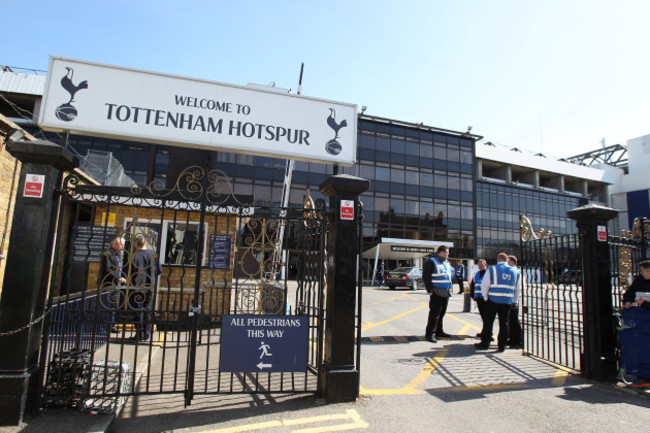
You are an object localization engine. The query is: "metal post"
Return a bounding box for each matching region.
[319,174,369,402]
[567,203,618,380]
[0,140,77,425]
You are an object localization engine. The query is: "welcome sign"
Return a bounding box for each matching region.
[39,57,357,165]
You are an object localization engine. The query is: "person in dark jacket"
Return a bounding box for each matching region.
[100,236,126,333]
[129,235,161,341]
[456,261,465,294]
[470,259,488,339]
[423,245,454,342]
[507,255,523,349]
[376,261,385,287]
[623,260,650,310]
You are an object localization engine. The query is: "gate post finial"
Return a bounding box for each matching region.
[319,174,369,403]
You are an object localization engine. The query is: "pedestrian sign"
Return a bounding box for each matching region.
[220,315,309,372]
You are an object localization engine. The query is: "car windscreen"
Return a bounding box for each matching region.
[391,267,413,273]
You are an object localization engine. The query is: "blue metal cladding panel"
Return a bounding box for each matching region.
[626,190,650,229]
[620,308,650,378]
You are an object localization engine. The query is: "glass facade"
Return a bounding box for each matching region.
[356,119,476,259]
[30,117,604,266]
[475,181,582,260]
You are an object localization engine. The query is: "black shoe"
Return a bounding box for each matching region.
[474,343,489,350]
[436,332,452,339]
[497,346,506,352]
[425,335,437,343]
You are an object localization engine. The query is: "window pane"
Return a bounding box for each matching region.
[447,146,460,162]
[391,139,405,154]
[434,173,447,189]
[405,170,419,185]
[165,222,201,265]
[375,197,390,212]
[376,167,390,181]
[420,172,433,186]
[420,143,433,158]
[434,144,447,160]
[391,168,405,183]
[376,136,390,151]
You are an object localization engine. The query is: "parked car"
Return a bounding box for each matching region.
[384,267,423,290]
[554,269,582,285]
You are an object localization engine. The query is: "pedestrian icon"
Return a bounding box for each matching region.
[259,341,273,359]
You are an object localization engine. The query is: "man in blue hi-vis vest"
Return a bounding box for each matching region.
[475,252,520,352]
[470,258,488,339]
[423,245,454,343]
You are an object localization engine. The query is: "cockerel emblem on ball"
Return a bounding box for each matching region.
[55,67,88,122]
[325,108,347,155]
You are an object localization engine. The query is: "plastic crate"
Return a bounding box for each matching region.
[42,349,92,408]
[81,360,131,413]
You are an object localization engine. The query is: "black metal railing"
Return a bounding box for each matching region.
[520,215,583,371]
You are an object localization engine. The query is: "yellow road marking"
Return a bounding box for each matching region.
[152,332,166,347]
[361,304,428,332]
[365,293,409,306]
[361,349,449,395]
[445,383,526,391]
[195,409,367,433]
[402,348,449,392]
[551,368,569,386]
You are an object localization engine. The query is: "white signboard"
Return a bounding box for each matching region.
[38,57,357,165]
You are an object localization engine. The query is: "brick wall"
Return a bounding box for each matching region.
[0,120,24,300]
[53,202,238,315]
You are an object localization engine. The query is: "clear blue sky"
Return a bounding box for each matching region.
[4,0,649,158]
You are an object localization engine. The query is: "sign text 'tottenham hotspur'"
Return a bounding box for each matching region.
[104,95,312,146]
[39,57,357,165]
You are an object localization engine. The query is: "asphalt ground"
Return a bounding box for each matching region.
[3,284,650,433]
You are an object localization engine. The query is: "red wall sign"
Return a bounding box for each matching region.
[23,174,45,198]
[597,225,607,242]
[340,200,354,220]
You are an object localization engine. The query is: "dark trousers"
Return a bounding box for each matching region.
[457,277,465,293]
[129,290,153,340]
[481,300,510,349]
[508,305,522,346]
[425,293,449,337]
[475,297,487,336]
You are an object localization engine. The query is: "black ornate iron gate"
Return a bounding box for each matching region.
[41,167,329,410]
[519,215,584,371]
[519,214,650,373]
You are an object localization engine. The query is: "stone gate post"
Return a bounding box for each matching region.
[567,203,618,381]
[0,140,77,425]
[319,174,369,402]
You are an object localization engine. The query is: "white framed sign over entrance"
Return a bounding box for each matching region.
[39,57,357,165]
